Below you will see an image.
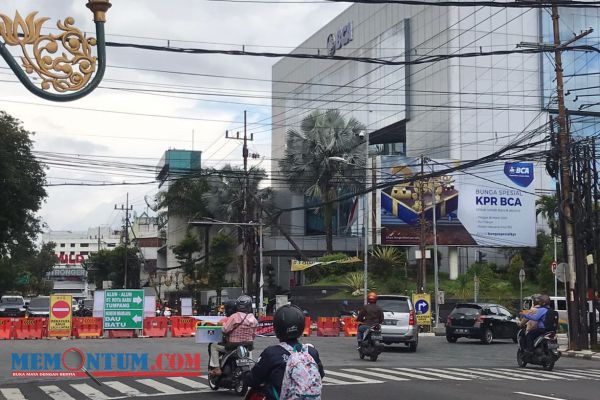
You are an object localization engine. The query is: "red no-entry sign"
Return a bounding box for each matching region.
[551,261,557,274]
[51,300,71,319]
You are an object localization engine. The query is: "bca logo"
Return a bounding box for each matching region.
[327,22,353,56]
[504,162,534,187]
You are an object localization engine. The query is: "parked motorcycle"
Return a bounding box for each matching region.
[516,328,561,371]
[208,344,255,396]
[358,324,383,362]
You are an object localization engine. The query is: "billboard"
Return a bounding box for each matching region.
[378,156,537,247]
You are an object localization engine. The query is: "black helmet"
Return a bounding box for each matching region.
[224,300,237,317]
[274,305,305,341]
[236,295,253,313]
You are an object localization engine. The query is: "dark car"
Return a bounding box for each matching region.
[445,303,520,344]
[0,295,27,317]
[75,299,93,317]
[27,296,50,318]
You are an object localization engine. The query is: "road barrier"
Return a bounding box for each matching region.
[0,318,13,339]
[317,317,340,337]
[143,317,168,338]
[13,318,46,339]
[72,317,103,339]
[108,329,136,338]
[171,317,196,337]
[303,317,311,337]
[342,316,358,337]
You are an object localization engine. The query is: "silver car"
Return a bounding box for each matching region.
[379,295,419,352]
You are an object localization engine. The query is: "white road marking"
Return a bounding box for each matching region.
[567,369,600,377]
[538,370,592,379]
[324,370,382,384]
[166,377,208,389]
[447,368,524,380]
[0,388,27,400]
[39,386,76,400]
[395,368,469,381]
[369,368,439,380]
[421,368,488,379]
[342,368,409,381]
[102,381,142,396]
[322,376,358,385]
[514,391,567,400]
[135,379,184,394]
[70,384,108,400]
[497,368,572,381]
[492,369,550,381]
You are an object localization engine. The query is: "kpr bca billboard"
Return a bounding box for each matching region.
[379,156,537,247]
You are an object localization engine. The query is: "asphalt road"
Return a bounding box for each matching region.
[1,335,598,400]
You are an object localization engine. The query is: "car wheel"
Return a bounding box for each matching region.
[409,341,418,352]
[481,329,493,344]
[446,335,458,343]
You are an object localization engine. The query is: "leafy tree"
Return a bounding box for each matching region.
[85,246,142,289]
[536,194,559,236]
[279,109,366,253]
[507,253,525,289]
[172,231,204,282]
[14,242,56,295]
[208,233,234,299]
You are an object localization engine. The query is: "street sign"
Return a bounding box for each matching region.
[49,295,72,337]
[551,261,557,274]
[556,263,569,283]
[412,293,431,326]
[519,269,525,283]
[103,289,144,330]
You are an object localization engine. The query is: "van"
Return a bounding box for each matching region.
[522,295,599,329]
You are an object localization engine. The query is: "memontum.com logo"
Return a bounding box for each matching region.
[11,348,202,378]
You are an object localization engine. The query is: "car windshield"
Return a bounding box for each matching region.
[1,297,24,306]
[451,306,481,316]
[378,298,410,313]
[29,298,50,308]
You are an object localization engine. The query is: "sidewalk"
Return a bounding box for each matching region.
[559,346,600,361]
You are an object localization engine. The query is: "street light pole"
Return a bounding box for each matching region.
[430,161,440,329]
[363,132,369,305]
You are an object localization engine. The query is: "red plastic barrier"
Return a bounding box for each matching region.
[257,316,274,336]
[170,317,196,337]
[143,317,168,338]
[342,317,358,337]
[0,318,13,339]
[72,317,103,339]
[316,317,340,337]
[303,317,311,337]
[13,318,46,339]
[108,329,135,338]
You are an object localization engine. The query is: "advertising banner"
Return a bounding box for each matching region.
[379,156,536,247]
[49,295,72,337]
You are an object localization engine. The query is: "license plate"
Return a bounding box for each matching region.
[236,359,252,366]
[370,334,382,340]
[383,320,397,326]
[455,329,469,334]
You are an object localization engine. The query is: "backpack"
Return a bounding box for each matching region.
[543,308,559,332]
[275,343,322,400]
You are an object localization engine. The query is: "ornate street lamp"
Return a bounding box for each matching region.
[0,0,111,102]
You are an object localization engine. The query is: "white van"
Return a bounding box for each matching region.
[523,295,598,329]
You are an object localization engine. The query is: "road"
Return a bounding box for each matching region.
[0,336,598,400]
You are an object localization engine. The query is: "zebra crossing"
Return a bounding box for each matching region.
[1,368,600,399]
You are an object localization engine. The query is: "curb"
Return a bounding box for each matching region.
[559,348,600,361]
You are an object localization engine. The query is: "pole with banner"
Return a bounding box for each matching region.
[49,295,73,338]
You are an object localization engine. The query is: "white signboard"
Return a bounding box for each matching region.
[144,295,156,318]
[181,298,193,316]
[93,290,104,318]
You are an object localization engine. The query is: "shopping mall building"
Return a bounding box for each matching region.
[266,3,600,288]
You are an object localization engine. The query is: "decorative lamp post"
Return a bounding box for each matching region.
[0,0,111,101]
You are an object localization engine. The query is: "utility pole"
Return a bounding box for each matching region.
[417,155,427,293]
[115,193,133,289]
[225,111,254,293]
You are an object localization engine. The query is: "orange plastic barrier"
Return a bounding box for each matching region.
[170,316,196,337]
[316,317,340,337]
[143,317,168,338]
[72,317,103,339]
[342,317,358,337]
[108,329,135,338]
[303,317,311,337]
[0,318,13,339]
[13,318,46,339]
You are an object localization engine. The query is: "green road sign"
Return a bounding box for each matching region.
[103,289,144,329]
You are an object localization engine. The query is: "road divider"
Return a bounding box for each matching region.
[13,317,45,339]
[342,317,358,337]
[143,317,168,338]
[317,317,340,337]
[170,317,196,337]
[72,317,103,339]
[0,318,14,339]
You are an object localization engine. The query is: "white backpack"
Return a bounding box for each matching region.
[277,342,322,400]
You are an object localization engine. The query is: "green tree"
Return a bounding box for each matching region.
[172,231,204,284]
[536,194,559,236]
[14,242,56,295]
[370,246,407,279]
[507,253,525,290]
[279,109,366,253]
[208,233,234,299]
[85,246,142,289]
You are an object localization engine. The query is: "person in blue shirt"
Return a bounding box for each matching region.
[519,294,549,356]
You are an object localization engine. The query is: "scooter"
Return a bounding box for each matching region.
[358,324,383,362]
[516,328,561,371]
[208,344,255,396]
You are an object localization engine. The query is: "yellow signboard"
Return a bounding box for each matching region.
[412,293,431,326]
[290,256,362,272]
[49,295,72,337]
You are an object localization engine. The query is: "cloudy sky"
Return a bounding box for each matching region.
[1,0,349,232]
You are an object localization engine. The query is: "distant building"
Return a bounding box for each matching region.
[131,212,163,288]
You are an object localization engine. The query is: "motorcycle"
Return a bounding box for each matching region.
[339,310,358,332]
[358,324,383,362]
[208,344,255,396]
[516,328,561,371]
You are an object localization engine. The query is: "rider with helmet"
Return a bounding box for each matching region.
[519,294,550,356]
[208,295,258,378]
[245,304,325,400]
[356,292,384,347]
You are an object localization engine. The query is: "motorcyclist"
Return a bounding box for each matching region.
[519,294,549,357]
[245,305,325,400]
[356,292,384,347]
[208,296,258,378]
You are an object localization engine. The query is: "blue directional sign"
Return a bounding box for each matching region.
[412,293,432,326]
[415,299,429,314]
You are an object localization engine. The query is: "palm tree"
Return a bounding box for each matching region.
[536,194,558,236]
[279,109,366,253]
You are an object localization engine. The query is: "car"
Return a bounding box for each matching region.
[378,294,419,352]
[75,299,94,317]
[445,302,520,344]
[27,296,50,318]
[0,295,27,317]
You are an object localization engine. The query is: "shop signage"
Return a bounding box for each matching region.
[327,22,353,56]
